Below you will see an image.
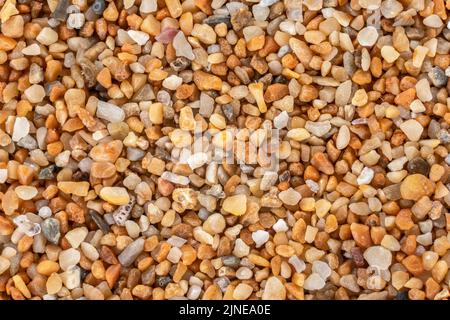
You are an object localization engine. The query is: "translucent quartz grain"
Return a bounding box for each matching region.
[165,0,182,18]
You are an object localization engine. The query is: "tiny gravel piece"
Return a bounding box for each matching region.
[41,219,61,244]
[363,246,392,270]
[118,238,145,267]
